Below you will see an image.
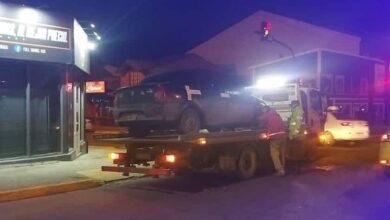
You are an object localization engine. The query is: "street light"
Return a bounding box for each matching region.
[88,41,96,51]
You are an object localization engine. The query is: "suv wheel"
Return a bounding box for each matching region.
[179,108,201,134]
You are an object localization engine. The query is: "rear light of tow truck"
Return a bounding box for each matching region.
[108,152,126,161]
[380,160,387,165]
[164,154,176,163]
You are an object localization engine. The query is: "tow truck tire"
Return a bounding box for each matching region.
[179,108,201,134]
[236,147,258,180]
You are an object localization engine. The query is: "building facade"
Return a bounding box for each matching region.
[188,10,361,74]
[0,3,90,163]
[249,49,388,126]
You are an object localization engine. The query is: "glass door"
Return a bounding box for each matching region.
[73,82,81,156]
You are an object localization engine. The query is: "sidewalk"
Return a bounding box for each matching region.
[0,146,141,202]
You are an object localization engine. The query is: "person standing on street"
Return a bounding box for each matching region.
[289,101,304,140]
[258,106,287,176]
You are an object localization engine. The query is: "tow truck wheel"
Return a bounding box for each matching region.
[179,108,201,134]
[236,147,258,180]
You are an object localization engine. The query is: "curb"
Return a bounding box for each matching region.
[0,179,102,203]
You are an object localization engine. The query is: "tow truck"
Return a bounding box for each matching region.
[101,130,274,179]
[101,77,322,179]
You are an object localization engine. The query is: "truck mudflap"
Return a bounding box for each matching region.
[101,166,172,177]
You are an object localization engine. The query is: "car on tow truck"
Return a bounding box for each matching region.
[112,69,265,137]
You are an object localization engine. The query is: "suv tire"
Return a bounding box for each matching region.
[179,108,201,134]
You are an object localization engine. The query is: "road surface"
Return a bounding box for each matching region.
[0,142,387,220]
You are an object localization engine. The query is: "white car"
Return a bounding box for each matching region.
[320,108,369,146]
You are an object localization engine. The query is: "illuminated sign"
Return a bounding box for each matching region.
[65,83,73,93]
[86,81,105,93]
[74,19,89,73]
[0,18,70,50]
[0,3,75,64]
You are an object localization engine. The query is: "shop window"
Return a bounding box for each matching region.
[320,74,333,94]
[344,77,351,94]
[353,104,368,121]
[0,61,27,158]
[335,75,344,94]
[373,104,384,125]
[309,90,322,115]
[360,78,368,94]
[30,64,61,155]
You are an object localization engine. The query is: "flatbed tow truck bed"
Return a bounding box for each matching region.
[100,129,311,179]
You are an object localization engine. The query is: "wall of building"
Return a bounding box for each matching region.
[188,10,361,74]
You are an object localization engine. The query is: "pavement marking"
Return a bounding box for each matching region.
[0,180,101,203]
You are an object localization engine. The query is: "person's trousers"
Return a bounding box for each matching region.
[270,139,287,172]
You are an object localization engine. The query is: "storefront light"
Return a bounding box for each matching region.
[87,41,96,51]
[18,8,40,23]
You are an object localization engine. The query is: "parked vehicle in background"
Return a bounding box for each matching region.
[379,131,390,175]
[319,106,370,146]
[112,69,264,137]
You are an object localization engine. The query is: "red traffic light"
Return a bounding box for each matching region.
[261,21,272,40]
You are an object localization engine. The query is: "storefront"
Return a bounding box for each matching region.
[0,3,90,163]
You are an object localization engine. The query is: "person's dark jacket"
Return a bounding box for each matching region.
[258,108,287,139]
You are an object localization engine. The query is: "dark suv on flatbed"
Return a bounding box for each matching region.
[113,69,263,137]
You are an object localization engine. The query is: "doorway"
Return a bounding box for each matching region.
[73,82,81,156]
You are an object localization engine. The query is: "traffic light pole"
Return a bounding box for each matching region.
[271,36,296,58]
[256,31,296,58]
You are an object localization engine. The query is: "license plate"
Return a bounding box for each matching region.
[125,114,137,120]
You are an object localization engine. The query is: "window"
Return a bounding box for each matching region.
[0,61,27,158]
[320,74,333,94]
[333,104,352,120]
[360,78,368,94]
[353,104,368,120]
[335,75,344,94]
[30,64,61,155]
[309,90,322,114]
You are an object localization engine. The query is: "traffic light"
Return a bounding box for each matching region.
[261,21,272,41]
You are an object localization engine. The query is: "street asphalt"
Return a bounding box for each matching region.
[0,140,385,220]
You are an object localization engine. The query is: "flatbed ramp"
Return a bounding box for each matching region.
[97,129,269,146]
[101,129,271,178]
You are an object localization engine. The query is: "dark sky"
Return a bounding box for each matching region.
[5,0,390,64]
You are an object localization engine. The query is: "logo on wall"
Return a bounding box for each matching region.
[0,17,71,50]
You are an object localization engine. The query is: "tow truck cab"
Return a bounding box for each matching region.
[250,82,325,137]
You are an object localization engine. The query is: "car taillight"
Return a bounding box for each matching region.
[381,134,389,142]
[340,122,351,126]
[154,85,167,102]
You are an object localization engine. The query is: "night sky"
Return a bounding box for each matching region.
[4,0,390,64]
